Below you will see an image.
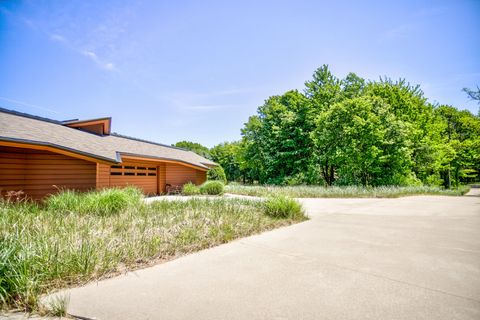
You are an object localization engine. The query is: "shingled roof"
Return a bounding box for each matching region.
[0,108,216,169]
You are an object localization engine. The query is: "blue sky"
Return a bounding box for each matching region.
[1,0,479,147]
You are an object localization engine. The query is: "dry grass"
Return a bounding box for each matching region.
[0,187,306,312]
[225,184,470,198]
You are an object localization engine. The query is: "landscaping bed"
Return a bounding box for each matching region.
[0,187,306,312]
[225,184,471,198]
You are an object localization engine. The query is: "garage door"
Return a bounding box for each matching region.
[109,163,157,195]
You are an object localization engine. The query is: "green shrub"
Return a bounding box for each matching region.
[44,189,80,213]
[207,166,227,184]
[200,181,224,195]
[264,195,305,219]
[45,187,142,216]
[182,182,200,195]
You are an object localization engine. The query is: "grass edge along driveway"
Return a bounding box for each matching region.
[0,187,306,314]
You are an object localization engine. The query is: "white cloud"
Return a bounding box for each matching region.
[49,33,66,42]
[81,50,116,71]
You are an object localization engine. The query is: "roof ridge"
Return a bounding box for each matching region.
[110,132,190,152]
[0,106,63,124]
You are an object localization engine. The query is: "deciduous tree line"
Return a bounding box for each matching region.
[176,65,480,187]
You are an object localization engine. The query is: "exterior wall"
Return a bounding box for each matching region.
[158,163,166,193]
[97,161,201,195]
[108,161,158,195]
[196,170,207,185]
[0,146,96,200]
[165,163,198,187]
[0,145,209,200]
[96,163,110,189]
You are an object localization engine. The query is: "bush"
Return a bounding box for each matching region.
[200,181,224,195]
[182,182,200,195]
[264,195,305,219]
[207,166,227,184]
[45,187,142,216]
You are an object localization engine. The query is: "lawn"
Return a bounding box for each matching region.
[224,184,471,198]
[0,187,306,312]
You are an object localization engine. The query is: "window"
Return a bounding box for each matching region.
[110,164,156,177]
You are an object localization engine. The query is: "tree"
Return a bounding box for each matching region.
[173,141,211,159]
[313,96,413,186]
[463,86,480,103]
[365,79,440,185]
[463,86,480,116]
[237,65,479,188]
[210,141,244,182]
[241,90,319,184]
[436,106,480,187]
[303,65,343,185]
[207,165,227,184]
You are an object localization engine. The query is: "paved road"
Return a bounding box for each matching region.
[48,195,480,320]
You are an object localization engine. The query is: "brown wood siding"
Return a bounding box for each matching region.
[108,161,158,195]
[165,163,198,187]
[159,163,166,193]
[96,163,110,189]
[196,170,207,185]
[0,146,96,200]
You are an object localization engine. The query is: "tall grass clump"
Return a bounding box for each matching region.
[45,186,142,216]
[264,195,305,220]
[200,181,224,195]
[182,182,201,196]
[0,188,305,312]
[225,185,470,198]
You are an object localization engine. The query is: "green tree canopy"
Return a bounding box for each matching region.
[173,141,212,159]
[217,65,480,187]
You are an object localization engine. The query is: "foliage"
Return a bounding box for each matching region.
[207,165,227,184]
[241,90,320,184]
[0,190,305,311]
[182,182,200,195]
[173,67,479,188]
[313,95,413,186]
[225,184,470,198]
[224,65,480,187]
[173,141,212,159]
[199,181,224,195]
[210,141,245,182]
[263,195,305,219]
[45,187,142,216]
[463,86,480,106]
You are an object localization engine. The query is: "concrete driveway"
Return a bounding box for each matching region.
[51,195,480,320]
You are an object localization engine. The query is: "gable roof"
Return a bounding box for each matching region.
[0,108,216,170]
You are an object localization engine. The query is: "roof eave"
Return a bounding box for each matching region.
[119,152,210,170]
[0,137,118,164]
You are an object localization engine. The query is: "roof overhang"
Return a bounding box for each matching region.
[0,137,118,165]
[63,117,112,135]
[119,153,209,171]
[0,138,211,171]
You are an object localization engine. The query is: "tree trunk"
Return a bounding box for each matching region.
[447,168,451,189]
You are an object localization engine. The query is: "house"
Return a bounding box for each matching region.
[0,108,216,200]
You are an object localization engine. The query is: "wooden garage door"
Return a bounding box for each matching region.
[109,163,157,195]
